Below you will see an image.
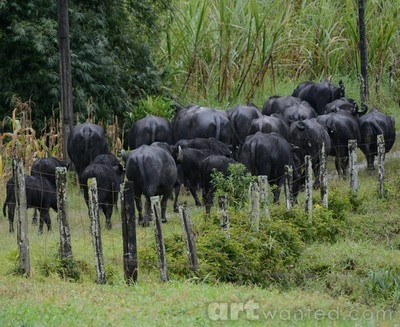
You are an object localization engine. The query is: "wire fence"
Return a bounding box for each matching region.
[0,134,397,283]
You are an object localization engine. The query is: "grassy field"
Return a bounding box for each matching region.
[1,149,400,326]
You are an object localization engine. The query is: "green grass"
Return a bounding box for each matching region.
[1,152,400,325]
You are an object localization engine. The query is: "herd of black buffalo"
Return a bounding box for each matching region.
[2,80,396,233]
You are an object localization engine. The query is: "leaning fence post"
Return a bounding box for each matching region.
[56,167,72,260]
[304,155,313,222]
[258,175,270,218]
[151,196,168,282]
[249,181,260,233]
[179,203,198,272]
[284,165,294,210]
[377,134,385,197]
[218,195,230,233]
[88,178,106,284]
[348,140,358,193]
[319,142,328,208]
[12,158,30,276]
[121,181,138,284]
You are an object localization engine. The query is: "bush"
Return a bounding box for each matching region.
[123,95,175,129]
[212,163,256,210]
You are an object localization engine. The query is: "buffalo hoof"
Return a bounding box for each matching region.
[162,219,168,223]
[32,217,38,225]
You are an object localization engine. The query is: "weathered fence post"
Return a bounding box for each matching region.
[319,142,328,208]
[377,134,385,197]
[250,181,260,233]
[121,181,138,284]
[179,203,198,272]
[12,158,30,276]
[151,196,168,282]
[304,155,313,222]
[348,140,358,193]
[284,165,294,210]
[88,178,106,284]
[55,167,72,260]
[258,175,270,218]
[218,195,230,233]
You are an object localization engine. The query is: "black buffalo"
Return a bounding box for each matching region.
[175,137,232,158]
[239,132,301,203]
[3,175,57,233]
[227,104,262,146]
[200,155,237,214]
[127,115,172,150]
[262,96,302,116]
[67,123,110,177]
[172,147,215,211]
[289,119,332,188]
[171,106,233,144]
[280,101,318,124]
[123,144,178,226]
[317,111,361,177]
[80,163,121,230]
[91,153,125,186]
[358,108,396,170]
[325,98,368,117]
[30,156,68,224]
[247,114,290,140]
[294,80,345,115]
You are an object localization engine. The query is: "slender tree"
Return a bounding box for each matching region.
[358,0,369,105]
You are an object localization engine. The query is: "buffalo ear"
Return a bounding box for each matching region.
[177,146,183,162]
[121,149,128,161]
[290,144,301,154]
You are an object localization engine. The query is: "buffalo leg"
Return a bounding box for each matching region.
[160,193,171,223]
[189,185,202,207]
[366,153,375,171]
[39,209,51,234]
[202,187,213,215]
[134,192,144,226]
[173,183,181,213]
[143,198,151,227]
[8,205,15,234]
[102,204,113,230]
[32,208,38,225]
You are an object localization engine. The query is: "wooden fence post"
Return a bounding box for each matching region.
[377,134,385,197]
[304,155,313,222]
[55,167,72,260]
[250,182,260,233]
[258,175,270,218]
[319,142,328,208]
[121,181,138,284]
[284,165,294,210]
[88,178,106,284]
[179,203,198,272]
[218,195,230,233]
[151,196,168,282]
[348,140,358,193]
[12,158,30,276]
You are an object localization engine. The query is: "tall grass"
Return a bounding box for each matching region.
[160,0,400,106]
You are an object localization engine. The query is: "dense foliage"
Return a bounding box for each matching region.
[161,0,400,105]
[0,0,171,129]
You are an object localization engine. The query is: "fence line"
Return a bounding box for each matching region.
[3,134,394,283]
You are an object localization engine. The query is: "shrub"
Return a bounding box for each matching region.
[123,95,175,129]
[211,163,256,211]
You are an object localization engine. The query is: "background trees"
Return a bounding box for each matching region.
[0,0,171,129]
